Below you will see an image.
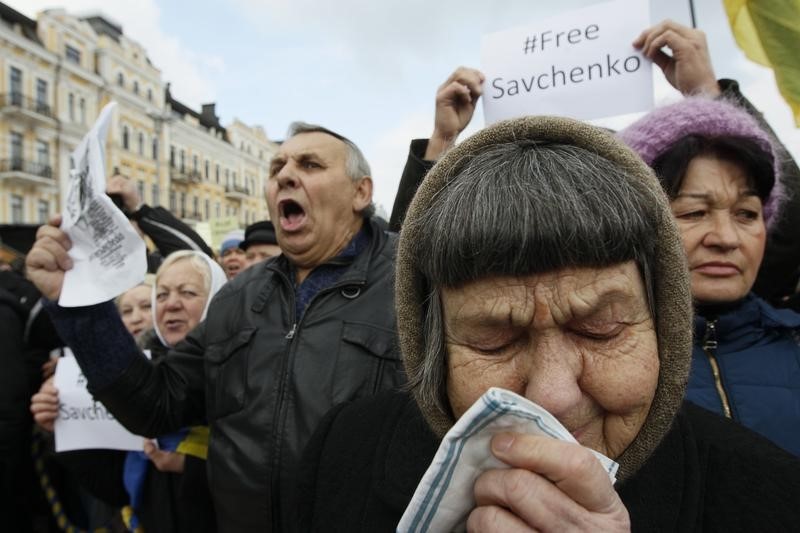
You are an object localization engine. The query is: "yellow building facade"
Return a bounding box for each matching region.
[0,3,276,239]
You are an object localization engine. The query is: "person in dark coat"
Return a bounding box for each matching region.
[297,114,800,532]
[0,274,37,531]
[26,122,406,532]
[240,220,281,269]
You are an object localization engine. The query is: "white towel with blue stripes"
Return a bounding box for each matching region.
[397,387,619,533]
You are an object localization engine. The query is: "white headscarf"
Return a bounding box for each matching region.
[152,251,228,347]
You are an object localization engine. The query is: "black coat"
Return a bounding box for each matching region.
[297,391,800,532]
[129,204,215,272]
[68,218,406,531]
[0,285,36,529]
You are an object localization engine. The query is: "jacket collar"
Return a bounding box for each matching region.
[694,292,800,341]
[266,217,388,285]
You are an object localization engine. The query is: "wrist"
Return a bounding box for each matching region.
[126,202,145,219]
[425,132,458,161]
[684,79,721,98]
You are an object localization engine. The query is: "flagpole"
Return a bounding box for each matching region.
[688,0,697,28]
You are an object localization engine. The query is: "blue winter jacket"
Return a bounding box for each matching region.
[686,293,800,456]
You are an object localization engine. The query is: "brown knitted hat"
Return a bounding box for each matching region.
[396,115,693,481]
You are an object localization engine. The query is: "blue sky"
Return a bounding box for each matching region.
[11,0,799,214]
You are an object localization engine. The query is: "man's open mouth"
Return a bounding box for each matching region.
[278,199,307,232]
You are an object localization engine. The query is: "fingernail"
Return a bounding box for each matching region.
[492,433,515,453]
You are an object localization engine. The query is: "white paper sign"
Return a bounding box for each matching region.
[480,0,652,124]
[54,349,148,452]
[59,101,147,307]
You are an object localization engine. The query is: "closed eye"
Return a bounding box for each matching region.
[676,209,706,220]
[571,324,624,342]
[735,209,760,221]
[468,335,525,356]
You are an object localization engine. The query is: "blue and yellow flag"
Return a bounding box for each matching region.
[723,0,800,126]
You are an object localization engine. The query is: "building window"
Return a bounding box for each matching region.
[232,171,237,186]
[138,180,145,201]
[10,132,22,163]
[9,67,22,104]
[180,150,185,172]
[122,126,129,150]
[225,169,229,187]
[152,183,159,206]
[36,79,48,112]
[65,45,81,64]
[68,93,75,121]
[36,140,49,168]
[79,97,86,124]
[152,138,158,160]
[215,164,220,183]
[117,72,124,87]
[133,80,139,95]
[170,145,176,168]
[138,132,144,155]
[10,195,24,223]
[180,193,186,215]
[192,155,198,172]
[37,200,49,223]
[205,160,209,180]
[147,88,153,101]
[215,202,220,218]
[169,191,176,211]
[205,199,210,218]
[193,196,199,216]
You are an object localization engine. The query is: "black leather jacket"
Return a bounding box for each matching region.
[95,218,405,531]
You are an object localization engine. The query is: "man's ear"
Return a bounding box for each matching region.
[352,176,373,212]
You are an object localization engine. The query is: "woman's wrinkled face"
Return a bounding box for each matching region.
[118,284,153,339]
[444,261,659,459]
[670,155,766,304]
[155,260,209,346]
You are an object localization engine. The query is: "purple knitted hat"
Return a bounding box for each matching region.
[617,97,783,229]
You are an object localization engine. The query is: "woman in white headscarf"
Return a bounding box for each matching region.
[122,250,226,532]
[32,251,227,533]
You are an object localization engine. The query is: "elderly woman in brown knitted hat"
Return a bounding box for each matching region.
[296,116,800,532]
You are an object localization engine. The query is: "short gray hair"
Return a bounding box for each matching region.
[407,139,661,414]
[287,121,375,218]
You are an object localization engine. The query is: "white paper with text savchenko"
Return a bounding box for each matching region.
[480,0,652,124]
[59,102,147,307]
[54,350,146,452]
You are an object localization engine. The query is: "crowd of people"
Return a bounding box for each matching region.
[2,19,800,532]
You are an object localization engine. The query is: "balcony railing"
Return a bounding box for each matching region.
[170,169,203,184]
[225,184,250,200]
[0,158,53,179]
[178,210,204,221]
[0,93,55,120]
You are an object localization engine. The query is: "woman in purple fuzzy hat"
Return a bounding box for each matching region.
[618,96,800,457]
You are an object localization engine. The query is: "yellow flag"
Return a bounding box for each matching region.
[724,0,800,126]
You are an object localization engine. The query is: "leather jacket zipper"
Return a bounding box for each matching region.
[702,319,732,418]
[269,271,366,529]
